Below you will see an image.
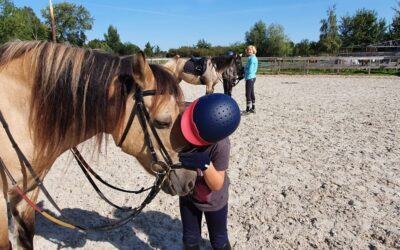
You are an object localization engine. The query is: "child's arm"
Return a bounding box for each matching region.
[179,152,226,191]
[203,163,225,191]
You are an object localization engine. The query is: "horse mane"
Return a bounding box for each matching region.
[211,56,234,72]
[0,41,125,165]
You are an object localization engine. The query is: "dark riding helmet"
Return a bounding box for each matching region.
[181,93,241,146]
[226,51,235,57]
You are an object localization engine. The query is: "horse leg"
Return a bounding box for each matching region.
[0,193,11,250]
[9,187,40,250]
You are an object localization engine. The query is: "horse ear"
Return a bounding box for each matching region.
[174,55,180,60]
[132,51,153,88]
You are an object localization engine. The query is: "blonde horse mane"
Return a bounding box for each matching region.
[0,41,127,166]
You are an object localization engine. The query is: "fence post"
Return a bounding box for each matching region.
[278,59,281,74]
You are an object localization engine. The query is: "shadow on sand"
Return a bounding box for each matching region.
[33,202,212,249]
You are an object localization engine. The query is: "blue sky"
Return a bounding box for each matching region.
[13,0,398,51]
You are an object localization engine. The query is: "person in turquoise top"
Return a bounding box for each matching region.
[244,45,258,113]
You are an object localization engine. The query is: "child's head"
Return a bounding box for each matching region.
[246,45,257,55]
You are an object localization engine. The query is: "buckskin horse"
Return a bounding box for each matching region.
[0,41,197,250]
[164,54,243,95]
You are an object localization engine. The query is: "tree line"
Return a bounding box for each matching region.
[1,0,399,57]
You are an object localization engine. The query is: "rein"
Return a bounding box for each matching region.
[0,83,183,232]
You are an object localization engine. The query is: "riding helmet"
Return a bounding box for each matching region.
[181,93,241,146]
[226,51,235,57]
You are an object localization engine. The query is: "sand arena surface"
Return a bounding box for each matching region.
[9,75,400,249]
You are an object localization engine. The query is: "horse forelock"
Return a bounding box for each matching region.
[0,41,126,166]
[149,64,183,117]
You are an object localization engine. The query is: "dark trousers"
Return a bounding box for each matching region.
[222,79,233,96]
[179,197,229,249]
[245,78,256,108]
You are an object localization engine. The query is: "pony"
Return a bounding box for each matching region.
[222,53,244,96]
[0,41,197,250]
[164,54,243,94]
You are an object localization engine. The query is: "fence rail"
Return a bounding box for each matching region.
[147,56,400,74]
[256,56,400,74]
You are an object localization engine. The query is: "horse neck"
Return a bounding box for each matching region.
[213,60,231,74]
[164,58,184,80]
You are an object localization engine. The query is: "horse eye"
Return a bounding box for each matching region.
[153,116,172,129]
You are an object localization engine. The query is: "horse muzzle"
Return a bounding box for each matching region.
[161,167,196,196]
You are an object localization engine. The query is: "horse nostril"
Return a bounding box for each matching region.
[188,181,194,190]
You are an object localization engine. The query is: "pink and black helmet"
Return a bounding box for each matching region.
[181,93,241,146]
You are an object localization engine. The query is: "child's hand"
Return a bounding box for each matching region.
[178,152,210,171]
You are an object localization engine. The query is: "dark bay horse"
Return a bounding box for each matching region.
[164,54,243,94]
[0,41,196,249]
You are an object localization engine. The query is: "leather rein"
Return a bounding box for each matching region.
[0,83,183,232]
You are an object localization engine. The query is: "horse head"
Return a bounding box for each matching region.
[234,53,244,82]
[112,52,196,196]
[218,54,244,79]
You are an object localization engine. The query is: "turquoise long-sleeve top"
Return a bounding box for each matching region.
[244,55,258,80]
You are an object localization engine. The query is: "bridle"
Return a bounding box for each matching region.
[0,69,185,232]
[230,56,244,87]
[117,85,182,174]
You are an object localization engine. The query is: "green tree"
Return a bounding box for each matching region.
[339,15,353,47]
[228,41,247,55]
[196,39,211,49]
[339,9,387,47]
[0,1,48,43]
[101,26,140,55]
[265,23,292,57]
[87,38,112,52]
[153,45,163,57]
[245,20,267,56]
[293,39,312,56]
[319,5,341,54]
[389,1,400,39]
[144,41,153,57]
[104,25,122,53]
[119,42,140,55]
[309,41,321,55]
[41,2,93,46]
